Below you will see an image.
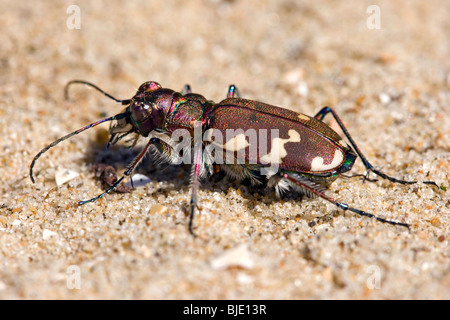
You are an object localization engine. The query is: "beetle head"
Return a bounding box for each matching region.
[109,81,186,146]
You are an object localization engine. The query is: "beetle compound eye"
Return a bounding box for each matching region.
[131,102,152,123]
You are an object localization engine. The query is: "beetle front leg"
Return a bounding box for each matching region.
[148,135,203,236]
[314,107,437,188]
[78,137,155,205]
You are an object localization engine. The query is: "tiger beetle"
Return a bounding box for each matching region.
[30,80,438,235]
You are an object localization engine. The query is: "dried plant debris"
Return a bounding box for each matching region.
[55,168,79,187]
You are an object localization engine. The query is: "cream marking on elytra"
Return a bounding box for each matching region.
[204,130,250,151]
[220,133,249,151]
[310,149,344,171]
[260,129,301,164]
[297,114,310,121]
[203,128,214,142]
[338,139,348,148]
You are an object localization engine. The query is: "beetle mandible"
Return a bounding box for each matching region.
[30,80,437,235]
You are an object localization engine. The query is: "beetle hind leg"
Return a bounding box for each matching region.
[268,173,330,199]
[280,171,409,229]
[314,106,437,188]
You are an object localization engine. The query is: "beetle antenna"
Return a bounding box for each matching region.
[30,113,127,183]
[64,80,132,105]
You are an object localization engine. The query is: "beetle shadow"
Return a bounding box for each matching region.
[82,139,244,195]
[82,139,308,218]
[83,139,191,192]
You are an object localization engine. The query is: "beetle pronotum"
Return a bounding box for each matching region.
[30,80,437,235]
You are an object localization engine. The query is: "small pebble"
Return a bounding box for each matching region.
[55,168,79,187]
[378,92,391,105]
[42,229,58,240]
[430,217,441,227]
[124,173,151,188]
[149,204,168,215]
[210,244,254,270]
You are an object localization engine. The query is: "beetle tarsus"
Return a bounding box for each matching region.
[188,202,198,237]
[78,174,126,205]
[343,204,410,229]
[281,171,410,229]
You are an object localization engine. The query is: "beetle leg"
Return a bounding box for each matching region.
[340,173,378,183]
[314,107,437,188]
[227,84,240,98]
[188,122,204,237]
[149,136,183,165]
[78,137,155,205]
[181,84,192,95]
[280,171,410,229]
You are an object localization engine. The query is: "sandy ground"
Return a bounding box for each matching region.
[0,0,449,299]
